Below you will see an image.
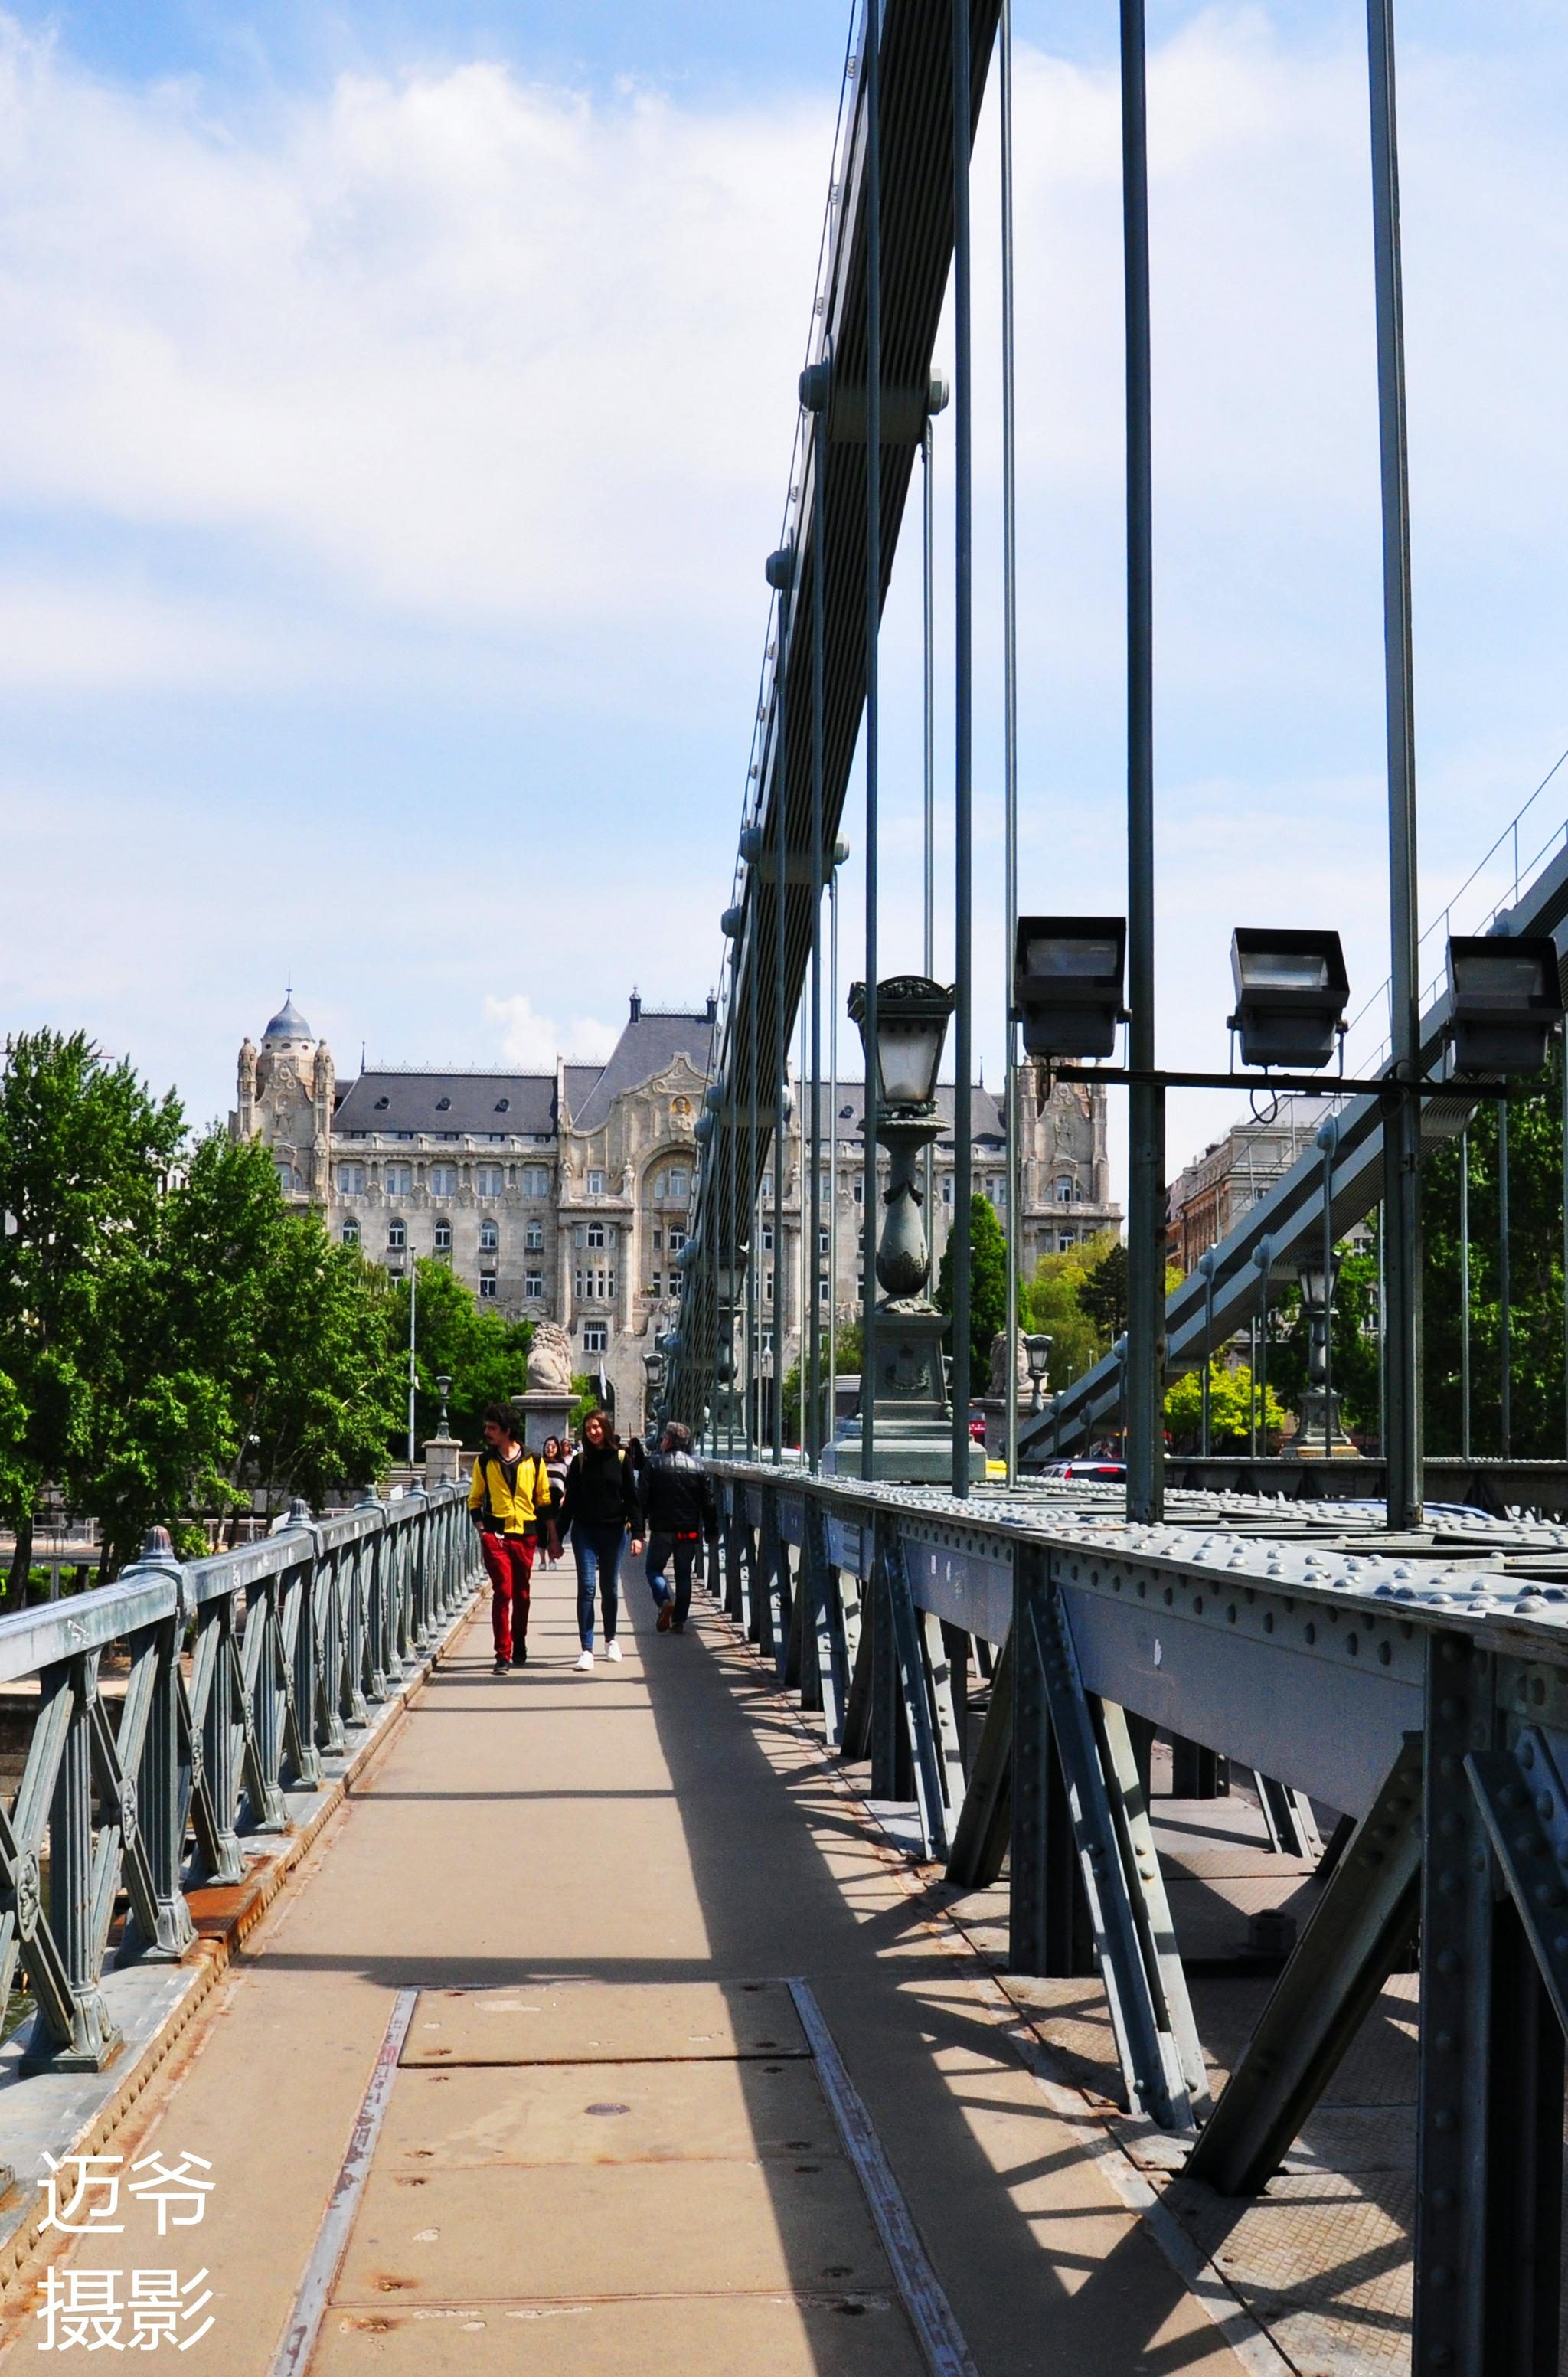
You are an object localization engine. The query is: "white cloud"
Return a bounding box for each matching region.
[482,992,619,1071]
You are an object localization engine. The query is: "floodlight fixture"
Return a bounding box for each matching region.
[1227,928,1349,1071]
[1012,917,1128,1060]
[1445,933,1564,1074]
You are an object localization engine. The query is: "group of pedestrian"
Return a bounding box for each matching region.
[468,1402,718,1675]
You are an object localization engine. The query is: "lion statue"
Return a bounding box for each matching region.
[525,1319,576,1396]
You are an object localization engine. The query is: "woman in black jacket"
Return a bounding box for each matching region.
[558,1409,642,1672]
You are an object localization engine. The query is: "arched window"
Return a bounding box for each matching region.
[1056,1175,1074,1204]
[387,1219,407,1251]
[341,1218,360,1247]
[276,1159,302,1194]
[479,1219,499,1253]
[433,1218,452,1253]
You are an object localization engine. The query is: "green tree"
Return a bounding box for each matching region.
[782,1319,864,1441]
[1078,1238,1129,1343]
[243,1215,403,1511]
[0,1031,184,1592]
[383,1258,534,1450]
[936,1195,1009,1388]
[1165,1361,1287,1450]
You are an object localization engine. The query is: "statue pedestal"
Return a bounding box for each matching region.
[423,1434,463,1489]
[514,1390,573,1453]
[1283,1391,1361,1460]
[854,1306,986,1484]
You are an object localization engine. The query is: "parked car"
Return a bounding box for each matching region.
[1037,1458,1128,1483]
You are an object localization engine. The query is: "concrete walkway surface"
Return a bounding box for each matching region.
[0,1555,1257,2376]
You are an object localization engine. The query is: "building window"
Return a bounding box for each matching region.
[586,1223,607,1250]
[1060,1231,1076,1249]
[387,1220,406,1251]
[852,1176,864,1205]
[1056,1175,1074,1203]
[338,1162,366,1195]
[942,1176,954,1206]
[587,1169,606,1195]
[765,1270,774,1303]
[669,1272,682,1299]
[669,1228,687,1255]
[761,1173,773,1201]
[384,1162,413,1195]
[276,1160,303,1194]
[524,1220,544,1251]
[433,1218,452,1252]
[991,1174,1008,1208]
[430,1165,458,1196]
[479,1275,498,1301]
[761,1224,774,1254]
[582,1323,608,1355]
[342,1218,360,1247]
[668,1166,688,1198]
[652,1228,662,1251]
[648,1272,662,1298]
[524,1271,544,1299]
[573,1267,615,1302]
[818,1274,830,1305]
[476,1164,505,1197]
[479,1219,499,1252]
[522,1165,550,1198]
[818,1229,829,1255]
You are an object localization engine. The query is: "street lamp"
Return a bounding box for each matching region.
[1023,1332,1053,1416]
[1012,917,1128,1060]
[1291,1247,1347,1459]
[436,1373,452,1438]
[1445,933,1564,1073]
[1227,928,1349,1070]
[844,974,978,1481]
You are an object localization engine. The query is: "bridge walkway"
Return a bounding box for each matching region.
[0,1558,1248,2377]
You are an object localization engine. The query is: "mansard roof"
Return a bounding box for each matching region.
[825,1081,1008,1145]
[332,1071,557,1137]
[568,1007,716,1134]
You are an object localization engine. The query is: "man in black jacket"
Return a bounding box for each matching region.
[639,1421,719,1635]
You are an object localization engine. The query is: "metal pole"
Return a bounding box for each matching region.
[808,414,825,1470]
[1561,1053,1567,1460]
[746,831,760,1452]
[829,871,840,1444]
[950,0,975,1497]
[407,1254,417,1466]
[1200,1256,1213,1458]
[1001,0,1021,1489]
[1121,0,1163,1524]
[861,0,882,1483]
[1321,1120,1337,1458]
[773,567,789,1467]
[1367,0,1423,1531]
[1459,1128,1471,1460]
[919,416,938,1459]
[1498,1096,1511,1460]
[1249,1315,1258,1457]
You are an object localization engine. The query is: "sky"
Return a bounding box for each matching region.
[2,0,1566,1186]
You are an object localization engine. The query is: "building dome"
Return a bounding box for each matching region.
[263,994,313,1044]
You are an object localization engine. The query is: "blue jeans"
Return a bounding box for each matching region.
[572,1524,626,1649]
[645,1533,698,1627]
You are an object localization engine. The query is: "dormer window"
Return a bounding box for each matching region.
[495,1097,510,1112]
[436,1096,451,1112]
[374,1096,390,1110]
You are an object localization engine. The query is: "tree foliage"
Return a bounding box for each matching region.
[1164,1361,1288,1450]
[382,1258,534,1450]
[936,1194,1010,1387]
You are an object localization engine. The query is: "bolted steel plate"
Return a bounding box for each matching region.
[378,2058,836,2169]
[314,2293,928,2376]
[399,1980,809,2065]
[335,2155,891,2303]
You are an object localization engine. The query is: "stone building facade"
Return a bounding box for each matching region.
[233,994,1118,1437]
[1165,1095,1338,1275]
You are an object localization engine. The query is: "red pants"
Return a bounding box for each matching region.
[481,1532,537,1662]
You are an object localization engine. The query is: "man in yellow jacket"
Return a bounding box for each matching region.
[469,1401,560,1672]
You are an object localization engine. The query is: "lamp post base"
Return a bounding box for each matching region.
[833,1305,987,1484]
[1285,1391,1360,1460]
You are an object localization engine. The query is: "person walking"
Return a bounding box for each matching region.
[542,1436,570,1563]
[558,1410,642,1672]
[639,1421,719,1636]
[469,1403,558,1673]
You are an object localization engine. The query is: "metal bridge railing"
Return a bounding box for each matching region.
[0,1486,479,2078]
[705,1453,1568,2359]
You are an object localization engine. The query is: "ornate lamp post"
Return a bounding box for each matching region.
[1289,1250,1355,1458]
[435,1373,453,1438]
[845,975,980,1481]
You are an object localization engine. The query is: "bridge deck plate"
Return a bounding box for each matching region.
[312,2293,926,2375]
[399,1979,808,2065]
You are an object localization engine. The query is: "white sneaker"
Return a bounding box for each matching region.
[605,1640,623,1662]
[573,1648,595,1672]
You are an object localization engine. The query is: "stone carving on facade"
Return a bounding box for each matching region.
[525,1319,575,1394]
[988,1330,1033,1400]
